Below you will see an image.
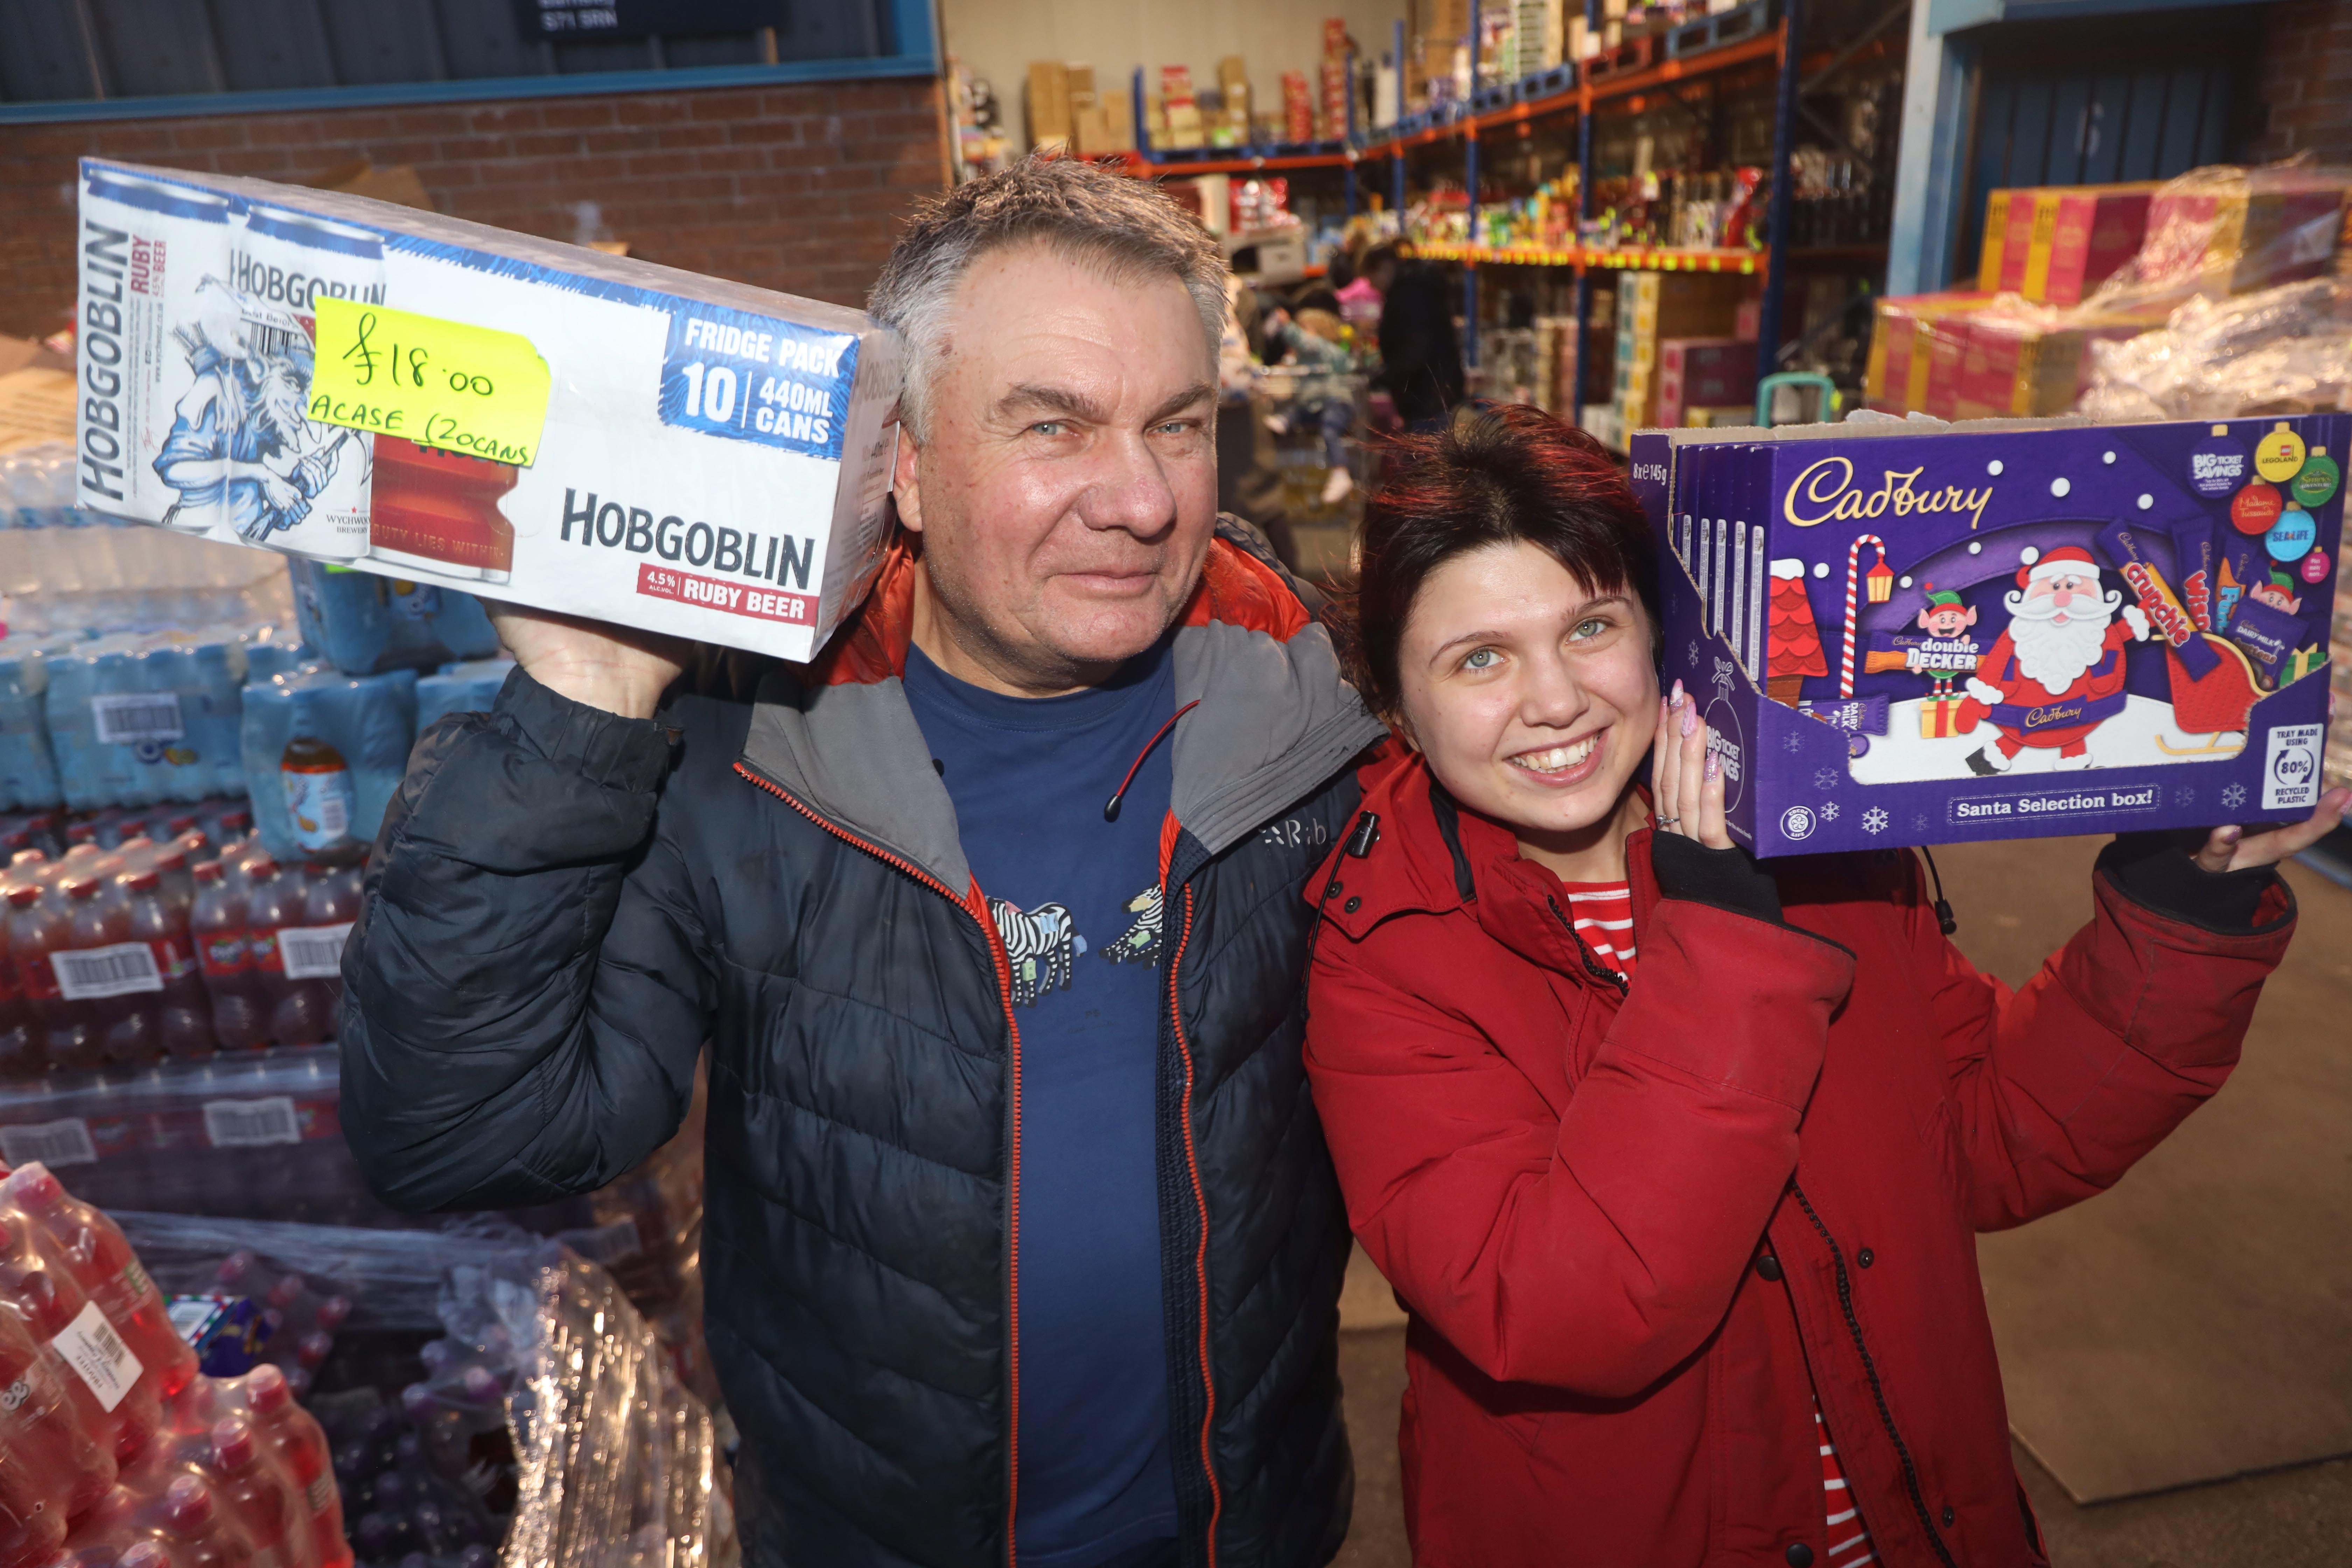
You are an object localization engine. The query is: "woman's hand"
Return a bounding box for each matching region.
[2191,784,2351,873]
[1650,680,1733,850]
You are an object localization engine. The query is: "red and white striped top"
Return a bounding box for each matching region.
[1560,881,1638,974]
[1559,878,1876,1563]
[1817,1404,1875,1564]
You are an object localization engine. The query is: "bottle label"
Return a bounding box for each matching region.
[202,1096,303,1148]
[91,692,185,746]
[122,1256,158,1306]
[52,941,164,1000]
[50,1301,142,1413]
[278,923,354,981]
[200,931,251,976]
[146,933,196,982]
[249,929,283,974]
[0,1119,98,1169]
[283,762,355,853]
[307,1471,335,1517]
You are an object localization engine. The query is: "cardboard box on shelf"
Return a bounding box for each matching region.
[1027,61,1072,150]
[1075,89,1136,156]
[2140,172,2350,297]
[75,159,901,665]
[2022,184,2156,306]
[1631,413,2345,854]
[1952,303,2161,419]
[1656,336,1756,428]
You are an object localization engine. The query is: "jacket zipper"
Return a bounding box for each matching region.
[734,762,1031,1567]
[1545,894,1631,997]
[1788,1183,1959,1568]
[1164,879,1224,1567]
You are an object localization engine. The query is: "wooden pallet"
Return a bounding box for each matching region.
[1583,35,1658,83]
[1665,0,1777,59]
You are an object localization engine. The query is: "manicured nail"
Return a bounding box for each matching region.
[1681,702,1698,737]
[1705,750,1722,779]
[1671,679,1685,707]
[2218,825,2242,844]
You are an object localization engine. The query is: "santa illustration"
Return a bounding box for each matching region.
[1958,546,2152,774]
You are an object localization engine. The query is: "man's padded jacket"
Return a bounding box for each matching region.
[337,523,1388,1568]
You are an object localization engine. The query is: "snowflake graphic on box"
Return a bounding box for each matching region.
[2222,783,2247,810]
[1912,813,1931,832]
[1814,768,1841,791]
[2174,786,2197,807]
[1862,807,1889,835]
[1821,801,1841,823]
[1784,733,1806,754]
[1688,642,1701,665]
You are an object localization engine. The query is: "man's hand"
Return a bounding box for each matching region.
[487,601,687,720]
[2192,785,2351,873]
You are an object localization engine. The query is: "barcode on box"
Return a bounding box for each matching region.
[52,942,162,1000]
[51,1301,141,1413]
[90,693,184,746]
[278,923,353,982]
[0,1119,98,1169]
[203,1096,303,1149]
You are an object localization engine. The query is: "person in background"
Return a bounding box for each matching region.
[1264,306,1362,506]
[1336,242,1393,336]
[1302,402,2344,1568]
[1373,254,1464,432]
[339,156,1383,1568]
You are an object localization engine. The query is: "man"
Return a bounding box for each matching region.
[338,157,1382,1568]
[1959,545,2151,774]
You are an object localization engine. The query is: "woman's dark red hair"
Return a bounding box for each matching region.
[1333,403,1659,720]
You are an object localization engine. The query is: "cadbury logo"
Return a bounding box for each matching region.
[1783,457,1995,532]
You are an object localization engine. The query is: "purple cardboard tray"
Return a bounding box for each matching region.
[1630,414,2343,856]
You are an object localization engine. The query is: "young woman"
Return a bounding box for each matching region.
[1304,404,2345,1568]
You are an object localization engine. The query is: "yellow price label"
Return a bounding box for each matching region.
[308,297,551,467]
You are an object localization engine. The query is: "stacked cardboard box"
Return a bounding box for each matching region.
[1027,62,1072,152]
[1656,337,1757,428]
[1162,66,1204,149]
[1975,184,2156,305]
[1615,272,1752,431]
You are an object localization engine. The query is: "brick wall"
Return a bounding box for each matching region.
[0,76,951,341]
[2252,0,2352,163]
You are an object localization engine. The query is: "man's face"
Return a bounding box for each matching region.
[895,243,1219,694]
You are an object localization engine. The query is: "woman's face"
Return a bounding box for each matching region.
[1394,540,1658,844]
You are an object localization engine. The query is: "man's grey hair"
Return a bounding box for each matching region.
[869,155,1231,442]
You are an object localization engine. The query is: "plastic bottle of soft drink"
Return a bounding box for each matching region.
[6,884,94,1074]
[122,871,212,1062]
[226,1365,350,1568]
[0,1214,162,1462]
[55,877,152,1068]
[241,862,328,1049]
[150,845,197,919]
[0,908,38,1082]
[160,1474,258,1568]
[0,1297,115,1532]
[204,1416,320,1568]
[190,863,264,1053]
[4,1166,196,1402]
[290,863,358,1033]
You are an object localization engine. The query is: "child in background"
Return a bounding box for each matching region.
[1263,306,1360,506]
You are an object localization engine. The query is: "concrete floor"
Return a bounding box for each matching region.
[1328,839,2352,1567]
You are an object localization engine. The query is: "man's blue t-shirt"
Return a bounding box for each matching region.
[902,639,1180,1567]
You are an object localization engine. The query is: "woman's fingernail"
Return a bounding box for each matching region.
[1671,679,1685,707]
[1705,750,1722,780]
[1681,702,1698,736]
[2218,825,2243,844]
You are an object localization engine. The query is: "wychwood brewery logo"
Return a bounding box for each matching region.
[1784,457,1995,531]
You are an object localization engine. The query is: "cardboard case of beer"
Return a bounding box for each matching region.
[1629,413,2343,855]
[74,158,902,666]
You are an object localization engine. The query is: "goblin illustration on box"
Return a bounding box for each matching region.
[1763,419,2339,785]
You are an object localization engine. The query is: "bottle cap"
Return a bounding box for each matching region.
[212,1416,257,1470]
[248,858,279,879]
[164,1473,215,1530]
[215,1249,257,1287]
[314,1295,352,1331]
[126,870,160,892]
[244,1362,291,1413]
[4,886,37,908]
[221,811,252,832]
[266,1273,306,1310]
[166,816,197,834]
[63,877,98,901]
[193,861,224,883]
[4,1168,61,1209]
[156,850,187,872]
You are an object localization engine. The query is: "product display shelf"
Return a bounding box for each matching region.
[1408,241,1765,274]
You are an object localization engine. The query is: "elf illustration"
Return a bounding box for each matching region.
[1907,585,1981,698]
[1956,546,2154,774]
